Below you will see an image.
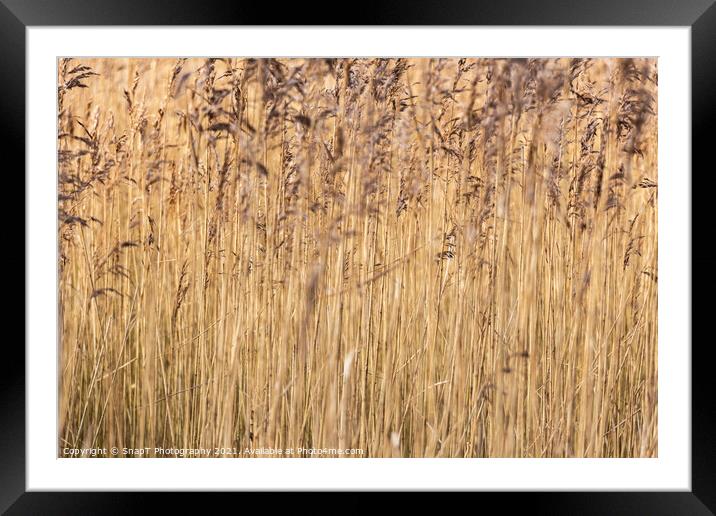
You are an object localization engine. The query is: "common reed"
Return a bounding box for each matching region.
[58,57,658,457]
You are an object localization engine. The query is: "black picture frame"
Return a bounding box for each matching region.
[5,0,714,511]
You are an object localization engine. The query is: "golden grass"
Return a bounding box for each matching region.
[58,57,657,457]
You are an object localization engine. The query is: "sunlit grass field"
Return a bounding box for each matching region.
[58,57,657,457]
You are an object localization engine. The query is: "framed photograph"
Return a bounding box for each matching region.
[7,0,713,510]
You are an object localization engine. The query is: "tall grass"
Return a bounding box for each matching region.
[58,57,657,457]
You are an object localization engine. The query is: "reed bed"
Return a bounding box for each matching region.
[58,57,657,457]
